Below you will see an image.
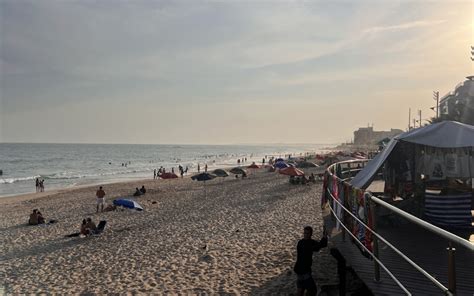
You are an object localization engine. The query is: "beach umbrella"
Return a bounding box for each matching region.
[191,172,217,181]
[279,167,305,176]
[248,163,260,169]
[275,158,285,162]
[274,161,289,169]
[230,167,246,175]
[160,172,178,179]
[213,169,229,177]
[113,199,143,211]
[191,172,216,197]
[296,161,319,168]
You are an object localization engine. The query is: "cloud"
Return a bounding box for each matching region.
[363,19,447,34]
[0,0,471,144]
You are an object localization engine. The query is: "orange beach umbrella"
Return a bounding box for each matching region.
[279,167,305,176]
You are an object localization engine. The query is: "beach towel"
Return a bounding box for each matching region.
[425,193,472,228]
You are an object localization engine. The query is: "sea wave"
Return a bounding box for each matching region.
[43,168,154,180]
[0,168,156,184]
[0,175,41,184]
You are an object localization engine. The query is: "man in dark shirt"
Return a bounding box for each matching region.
[294,226,328,296]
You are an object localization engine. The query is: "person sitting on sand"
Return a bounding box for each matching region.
[242,172,247,178]
[29,209,39,225]
[85,218,97,234]
[37,210,46,224]
[80,219,88,235]
[133,188,142,196]
[309,173,316,183]
[140,185,146,194]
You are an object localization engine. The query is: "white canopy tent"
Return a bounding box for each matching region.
[351,121,474,189]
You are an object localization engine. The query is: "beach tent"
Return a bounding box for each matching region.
[113,199,143,211]
[351,121,474,189]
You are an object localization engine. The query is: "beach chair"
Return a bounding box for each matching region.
[93,220,107,235]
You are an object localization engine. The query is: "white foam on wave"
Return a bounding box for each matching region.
[44,168,154,180]
[0,175,41,184]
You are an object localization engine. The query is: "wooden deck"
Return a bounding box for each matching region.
[327,213,474,295]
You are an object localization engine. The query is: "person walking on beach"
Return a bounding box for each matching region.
[204,164,208,172]
[96,186,106,213]
[294,226,328,296]
[153,169,156,180]
[198,164,200,173]
[35,178,40,193]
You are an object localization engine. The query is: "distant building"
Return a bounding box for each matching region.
[353,127,403,146]
[438,76,474,125]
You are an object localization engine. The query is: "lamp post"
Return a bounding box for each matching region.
[433,91,439,118]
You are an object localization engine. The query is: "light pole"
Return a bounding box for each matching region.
[433,91,439,118]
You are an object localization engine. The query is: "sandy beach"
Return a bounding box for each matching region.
[0,168,337,294]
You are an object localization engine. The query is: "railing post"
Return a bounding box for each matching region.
[447,243,456,295]
[369,194,380,282]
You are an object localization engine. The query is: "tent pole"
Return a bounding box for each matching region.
[370,198,381,282]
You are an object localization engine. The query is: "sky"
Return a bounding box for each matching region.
[1,0,473,145]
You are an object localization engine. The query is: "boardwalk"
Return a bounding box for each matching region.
[328,211,474,295]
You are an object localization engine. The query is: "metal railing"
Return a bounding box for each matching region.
[325,190,412,295]
[325,159,474,295]
[326,189,450,295]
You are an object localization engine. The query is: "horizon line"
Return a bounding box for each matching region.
[0,141,340,146]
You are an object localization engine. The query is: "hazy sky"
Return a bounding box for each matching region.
[1,0,473,144]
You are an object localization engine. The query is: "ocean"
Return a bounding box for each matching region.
[0,143,331,197]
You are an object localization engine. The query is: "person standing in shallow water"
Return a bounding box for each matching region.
[294,226,328,296]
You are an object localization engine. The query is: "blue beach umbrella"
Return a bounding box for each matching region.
[275,158,285,162]
[113,199,143,211]
[191,172,216,197]
[274,162,289,169]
